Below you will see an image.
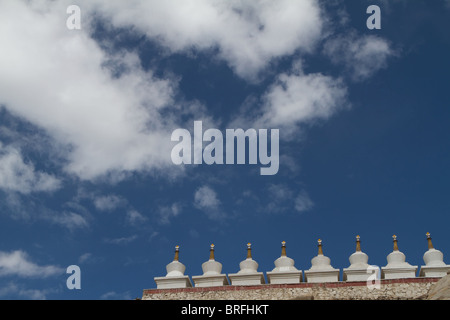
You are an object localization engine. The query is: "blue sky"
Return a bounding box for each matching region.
[0,0,449,300]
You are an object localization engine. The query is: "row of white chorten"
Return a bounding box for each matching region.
[154,232,450,289]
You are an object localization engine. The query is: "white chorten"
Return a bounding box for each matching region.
[228,243,265,285]
[266,241,302,284]
[192,244,229,287]
[419,232,450,278]
[304,239,340,283]
[154,245,193,289]
[343,235,379,282]
[381,235,417,279]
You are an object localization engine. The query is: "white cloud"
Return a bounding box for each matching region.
[0,250,63,278]
[100,290,132,300]
[126,209,148,226]
[0,143,61,194]
[323,32,394,81]
[0,0,178,181]
[44,211,89,231]
[89,0,324,80]
[194,185,223,220]
[0,190,90,231]
[157,203,181,225]
[255,61,348,134]
[268,183,293,202]
[78,253,92,264]
[94,195,126,212]
[264,183,293,213]
[0,0,394,185]
[294,190,314,212]
[194,185,220,210]
[104,235,138,245]
[264,184,314,214]
[0,282,57,300]
[0,0,324,183]
[78,252,103,265]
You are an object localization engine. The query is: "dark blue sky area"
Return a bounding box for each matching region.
[0,0,449,300]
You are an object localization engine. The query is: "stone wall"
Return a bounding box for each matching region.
[142,277,439,300]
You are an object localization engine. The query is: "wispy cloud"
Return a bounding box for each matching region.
[264,184,294,213]
[0,0,178,182]
[194,185,224,220]
[157,203,181,225]
[263,184,314,215]
[104,235,138,245]
[78,253,92,264]
[78,252,104,265]
[0,250,63,278]
[0,0,393,185]
[294,190,314,213]
[89,0,324,80]
[43,211,89,231]
[194,186,220,209]
[93,195,127,212]
[323,31,395,81]
[126,209,148,226]
[100,290,133,300]
[0,143,61,194]
[0,282,58,300]
[256,61,348,134]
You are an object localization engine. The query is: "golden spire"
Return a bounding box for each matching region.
[318,239,323,255]
[355,235,361,252]
[174,245,180,261]
[426,232,434,250]
[281,241,287,257]
[393,235,399,251]
[209,244,215,260]
[247,243,252,259]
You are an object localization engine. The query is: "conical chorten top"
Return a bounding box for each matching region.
[423,232,446,267]
[317,239,324,255]
[385,235,414,268]
[237,243,259,274]
[166,245,187,277]
[272,241,298,272]
[348,235,369,268]
[202,244,223,275]
[310,239,336,271]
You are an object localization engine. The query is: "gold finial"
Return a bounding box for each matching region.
[392,235,399,251]
[426,232,434,249]
[318,239,323,255]
[247,243,252,259]
[356,235,361,252]
[209,244,215,260]
[174,245,180,261]
[281,241,287,257]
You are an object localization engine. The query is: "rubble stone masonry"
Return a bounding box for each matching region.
[142,277,439,300]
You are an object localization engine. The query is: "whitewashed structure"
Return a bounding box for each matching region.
[152,233,449,290]
[343,235,379,282]
[419,232,450,277]
[266,241,302,284]
[381,235,418,279]
[192,244,229,287]
[154,245,193,289]
[228,243,265,285]
[304,239,340,283]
